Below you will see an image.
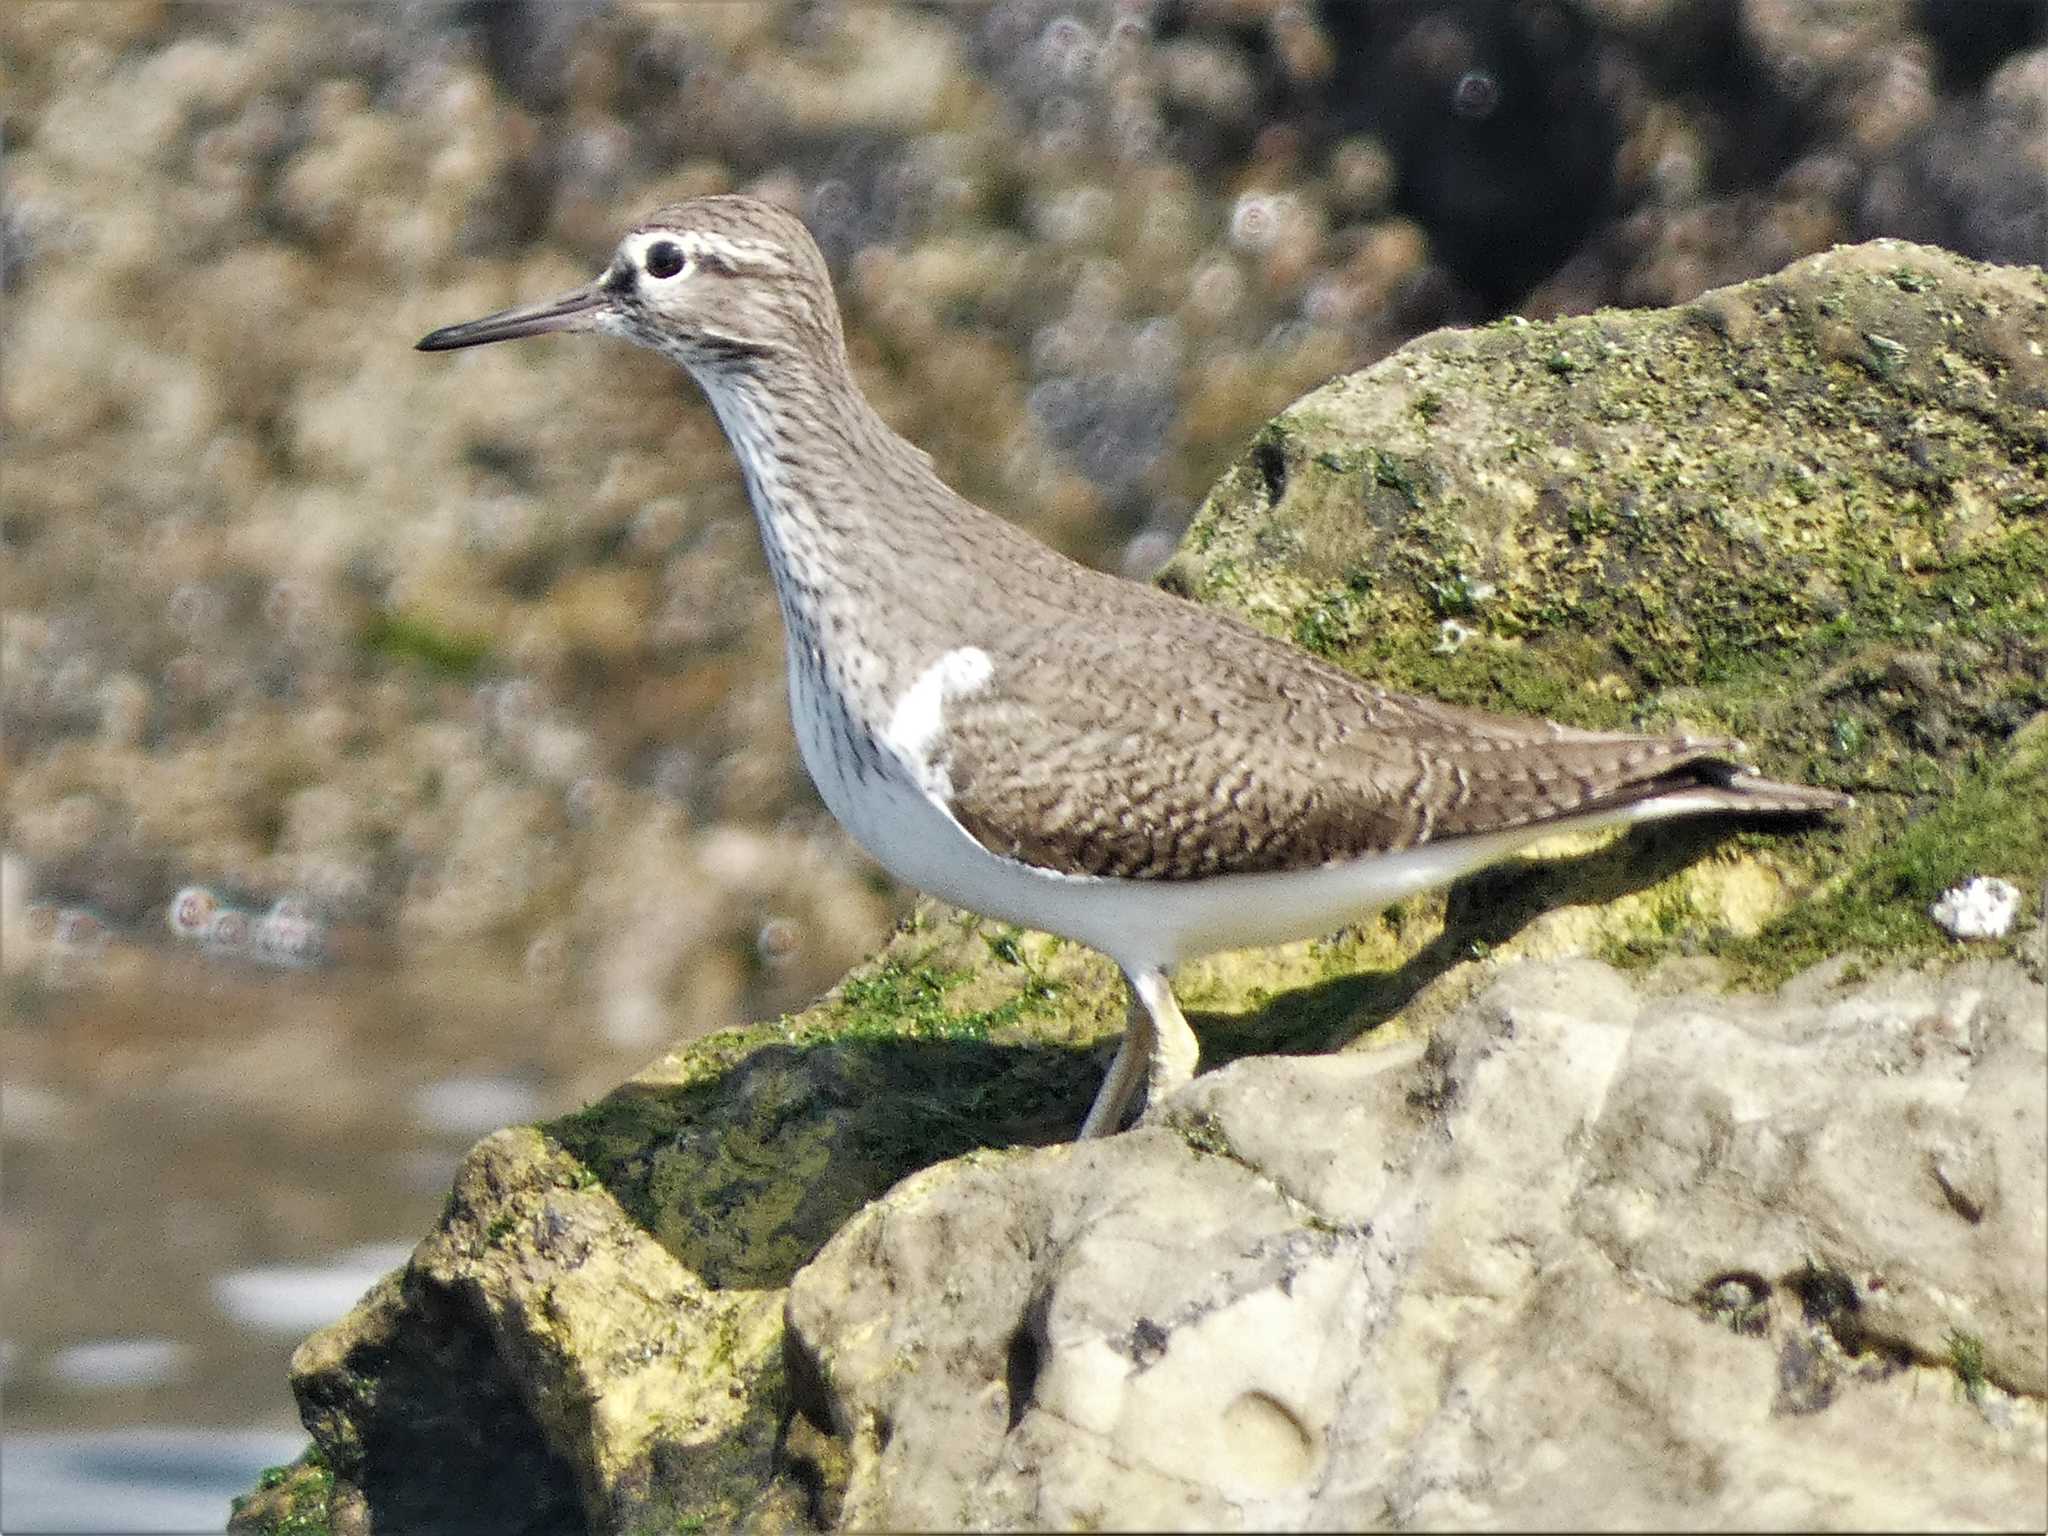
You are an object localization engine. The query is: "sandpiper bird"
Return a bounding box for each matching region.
[419,196,1850,1138]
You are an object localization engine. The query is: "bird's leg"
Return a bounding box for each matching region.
[1131,968,1197,1126]
[1076,968,1198,1138]
[1076,982,1150,1139]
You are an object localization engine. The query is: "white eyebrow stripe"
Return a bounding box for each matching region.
[685,234,784,273]
[713,243,779,271]
[620,227,793,281]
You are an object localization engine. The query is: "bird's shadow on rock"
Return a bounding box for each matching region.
[545,1030,1106,1290]
[1186,817,1748,1070]
[547,818,1754,1289]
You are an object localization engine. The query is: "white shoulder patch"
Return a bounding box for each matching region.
[883,646,994,800]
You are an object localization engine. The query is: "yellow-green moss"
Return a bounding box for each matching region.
[1714,715,2047,984]
[1947,1328,1989,1404]
[545,925,1112,1287]
[1166,242,2048,984]
[227,1446,333,1536]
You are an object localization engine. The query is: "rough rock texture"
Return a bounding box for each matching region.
[286,1129,790,1535]
[233,242,2046,1533]
[788,957,2047,1529]
[232,917,1130,1536]
[1167,238,2047,988]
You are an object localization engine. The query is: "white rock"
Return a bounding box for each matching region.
[1929,877,2024,941]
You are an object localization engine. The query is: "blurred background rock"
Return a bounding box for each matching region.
[1,0,2042,1524]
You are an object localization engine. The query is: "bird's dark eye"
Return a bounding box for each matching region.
[645,241,686,279]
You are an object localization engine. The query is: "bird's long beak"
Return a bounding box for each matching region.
[415,278,611,351]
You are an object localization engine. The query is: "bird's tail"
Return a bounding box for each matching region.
[1622,767,1854,821]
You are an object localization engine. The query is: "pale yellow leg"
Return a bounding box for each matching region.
[1077,986,1149,1139]
[1076,968,1197,1138]
[1133,969,1198,1126]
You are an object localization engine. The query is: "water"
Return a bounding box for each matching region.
[211,1244,416,1338]
[2,1428,307,1533]
[2,947,675,1527]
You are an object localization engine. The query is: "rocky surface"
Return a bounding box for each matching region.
[240,947,2048,1534]
[10,3,2040,1517]
[789,956,2046,1530]
[233,241,2046,1533]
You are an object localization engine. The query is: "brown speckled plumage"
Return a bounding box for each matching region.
[559,197,1850,883]
[937,566,1838,879]
[585,202,1851,876]
[418,194,1850,1137]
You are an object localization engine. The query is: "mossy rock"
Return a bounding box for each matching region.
[239,240,2047,1531]
[241,918,1133,1536]
[1165,237,2046,985]
[227,1447,335,1536]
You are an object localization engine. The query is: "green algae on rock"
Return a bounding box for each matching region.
[1163,238,2047,982]
[236,241,2047,1530]
[227,1446,334,1536]
[235,920,1129,1535]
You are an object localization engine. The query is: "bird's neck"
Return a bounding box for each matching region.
[690,351,972,643]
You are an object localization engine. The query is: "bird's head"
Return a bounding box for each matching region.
[417,194,843,373]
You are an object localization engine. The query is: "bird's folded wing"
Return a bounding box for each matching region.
[933,596,1758,881]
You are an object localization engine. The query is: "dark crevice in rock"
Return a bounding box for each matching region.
[1252,433,1290,507]
[1123,1315,1170,1373]
[1786,1257,1862,1333]
[1004,1292,1050,1429]
[1694,1270,1773,1336]
[295,1272,584,1536]
[1929,1160,1987,1225]
[782,1314,838,1439]
[1768,1259,2011,1404]
[775,1409,848,1532]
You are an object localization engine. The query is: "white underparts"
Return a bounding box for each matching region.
[881,647,993,798]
